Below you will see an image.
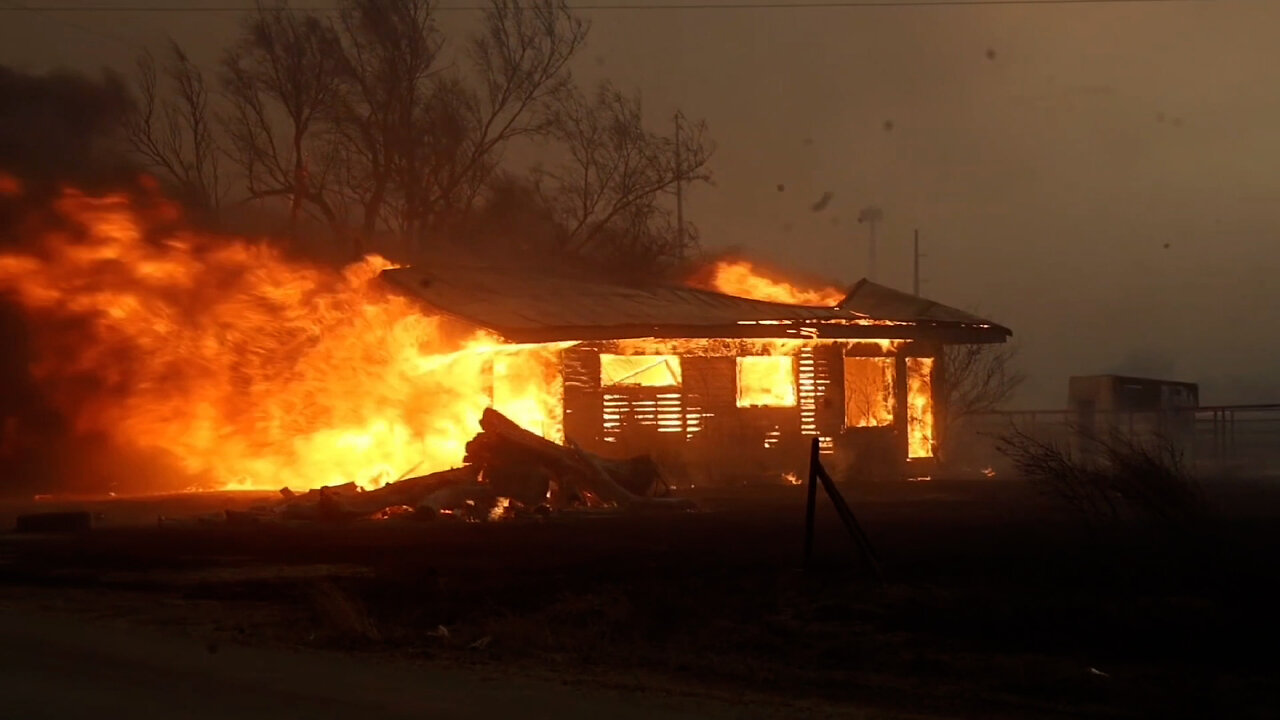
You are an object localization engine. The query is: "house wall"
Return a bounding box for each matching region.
[561,339,941,483]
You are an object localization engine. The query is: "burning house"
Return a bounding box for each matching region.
[381,262,1011,481]
[0,185,1010,493]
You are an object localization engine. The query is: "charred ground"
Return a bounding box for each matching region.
[3,478,1278,719]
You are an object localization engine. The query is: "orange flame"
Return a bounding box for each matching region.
[735,356,797,408]
[0,187,564,491]
[907,357,935,458]
[696,260,845,307]
[843,356,895,428]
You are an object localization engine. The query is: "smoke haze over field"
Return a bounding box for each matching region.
[2,0,1278,407]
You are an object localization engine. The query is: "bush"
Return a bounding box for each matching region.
[997,427,1205,525]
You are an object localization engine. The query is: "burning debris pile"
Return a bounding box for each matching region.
[217,408,691,526]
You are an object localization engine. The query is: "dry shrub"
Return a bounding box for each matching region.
[308,580,380,644]
[997,427,1205,525]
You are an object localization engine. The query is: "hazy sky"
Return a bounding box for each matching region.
[1,0,1278,406]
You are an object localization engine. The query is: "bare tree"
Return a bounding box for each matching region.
[535,82,713,273]
[221,1,348,239]
[331,0,443,243]
[320,0,587,247]
[941,343,1024,422]
[394,0,588,239]
[937,343,1024,466]
[125,42,227,218]
[120,0,707,275]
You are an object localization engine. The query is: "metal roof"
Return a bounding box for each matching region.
[380,266,1009,344]
[840,279,1012,333]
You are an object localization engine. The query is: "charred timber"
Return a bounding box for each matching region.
[467,408,690,511]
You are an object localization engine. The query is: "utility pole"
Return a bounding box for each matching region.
[674,111,685,256]
[856,206,883,281]
[913,229,920,296]
[869,221,877,281]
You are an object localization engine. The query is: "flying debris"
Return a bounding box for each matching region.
[986,48,997,61]
[811,192,834,213]
[776,183,786,192]
[883,120,895,132]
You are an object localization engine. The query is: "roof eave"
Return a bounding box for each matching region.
[493,321,1012,345]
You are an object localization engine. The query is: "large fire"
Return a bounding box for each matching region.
[698,260,846,307]
[0,185,564,491]
[0,183,939,493]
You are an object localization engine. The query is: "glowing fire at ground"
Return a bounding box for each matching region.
[0,185,565,491]
[697,260,846,307]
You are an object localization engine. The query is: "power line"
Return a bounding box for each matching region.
[0,1,133,45]
[0,0,1218,12]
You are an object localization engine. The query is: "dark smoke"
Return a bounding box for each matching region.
[0,65,135,196]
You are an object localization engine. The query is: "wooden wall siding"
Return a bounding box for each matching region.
[800,344,845,443]
[600,388,688,448]
[681,356,735,438]
[681,356,733,455]
[560,342,935,467]
[562,344,602,448]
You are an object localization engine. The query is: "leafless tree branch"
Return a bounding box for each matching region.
[401,0,586,233]
[124,41,228,218]
[942,343,1025,422]
[220,0,348,240]
[534,81,712,274]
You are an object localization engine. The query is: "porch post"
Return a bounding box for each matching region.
[893,352,909,464]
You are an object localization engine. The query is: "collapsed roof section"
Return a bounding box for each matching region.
[379,266,1011,345]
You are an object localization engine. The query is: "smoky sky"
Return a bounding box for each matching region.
[2,1,1279,406]
[0,65,133,190]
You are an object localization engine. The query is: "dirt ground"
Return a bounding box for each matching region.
[2,478,1279,718]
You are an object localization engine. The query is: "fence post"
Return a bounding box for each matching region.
[814,462,884,583]
[803,437,884,583]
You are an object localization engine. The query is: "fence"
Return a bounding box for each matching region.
[955,404,1280,478]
